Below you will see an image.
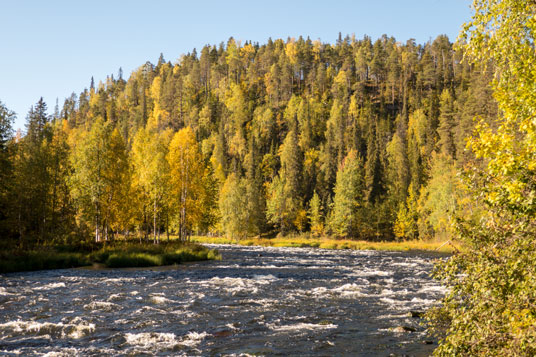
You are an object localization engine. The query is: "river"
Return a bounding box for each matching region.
[0,244,447,356]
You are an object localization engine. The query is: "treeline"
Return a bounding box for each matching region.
[0,34,496,244]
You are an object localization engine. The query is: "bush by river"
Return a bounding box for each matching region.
[0,241,221,273]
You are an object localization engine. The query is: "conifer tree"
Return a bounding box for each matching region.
[308,191,324,237]
[267,128,303,232]
[437,89,456,158]
[1,33,501,243]
[0,101,15,235]
[17,98,52,243]
[329,150,364,237]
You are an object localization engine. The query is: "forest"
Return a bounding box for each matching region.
[0,33,497,246]
[1,0,536,354]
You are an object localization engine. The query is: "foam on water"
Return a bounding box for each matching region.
[0,320,95,339]
[83,301,120,311]
[418,285,449,294]
[102,277,138,283]
[124,332,179,349]
[150,295,173,304]
[268,322,338,332]
[0,287,14,296]
[33,282,66,291]
[107,293,125,301]
[0,244,446,355]
[124,331,208,349]
[252,274,278,281]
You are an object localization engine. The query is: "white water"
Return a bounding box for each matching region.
[0,244,448,355]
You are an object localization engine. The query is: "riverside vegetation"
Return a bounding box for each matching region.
[190,235,460,253]
[425,1,536,355]
[0,240,220,273]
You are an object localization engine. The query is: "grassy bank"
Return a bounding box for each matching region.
[190,235,460,253]
[0,241,221,273]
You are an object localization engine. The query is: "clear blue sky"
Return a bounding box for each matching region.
[0,0,472,130]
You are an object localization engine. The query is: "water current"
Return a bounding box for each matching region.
[0,244,448,356]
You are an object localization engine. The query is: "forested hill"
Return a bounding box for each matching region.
[0,34,497,244]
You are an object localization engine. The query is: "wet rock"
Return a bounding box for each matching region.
[408,310,425,318]
[390,326,417,333]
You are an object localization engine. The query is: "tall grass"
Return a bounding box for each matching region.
[0,251,91,273]
[0,240,221,273]
[191,235,460,253]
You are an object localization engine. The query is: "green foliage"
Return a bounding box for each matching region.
[105,253,163,268]
[418,153,458,240]
[308,191,324,237]
[427,1,536,355]
[167,127,207,240]
[437,89,456,158]
[69,118,130,242]
[267,128,304,233]
[0,241,220,273]
[131,127,171,242]
[393,183,419,240]
[0,251,90,273]
[0,100,15,235]
[0,32,500,245]
[191,234,459,253]
[219,173,248,238]
[328,150,364,237]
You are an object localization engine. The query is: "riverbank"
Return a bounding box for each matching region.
[190,235,460,253]
[0,241,221,274]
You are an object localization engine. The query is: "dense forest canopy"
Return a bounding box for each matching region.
[0,33,497,245]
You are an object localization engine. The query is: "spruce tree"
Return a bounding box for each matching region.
[329,150,364,237]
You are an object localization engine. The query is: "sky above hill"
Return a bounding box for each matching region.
[0,0,471,130]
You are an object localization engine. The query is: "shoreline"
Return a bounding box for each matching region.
[190,236,460,254]
[0,241,221,274]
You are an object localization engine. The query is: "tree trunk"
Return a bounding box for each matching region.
[95,214,100,243]
[153,198,157,244]
[166,212,170,242]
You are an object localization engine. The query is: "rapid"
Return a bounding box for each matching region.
[0,244,447,356]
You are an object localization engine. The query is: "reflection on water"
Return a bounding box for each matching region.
[0,244,447,356]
